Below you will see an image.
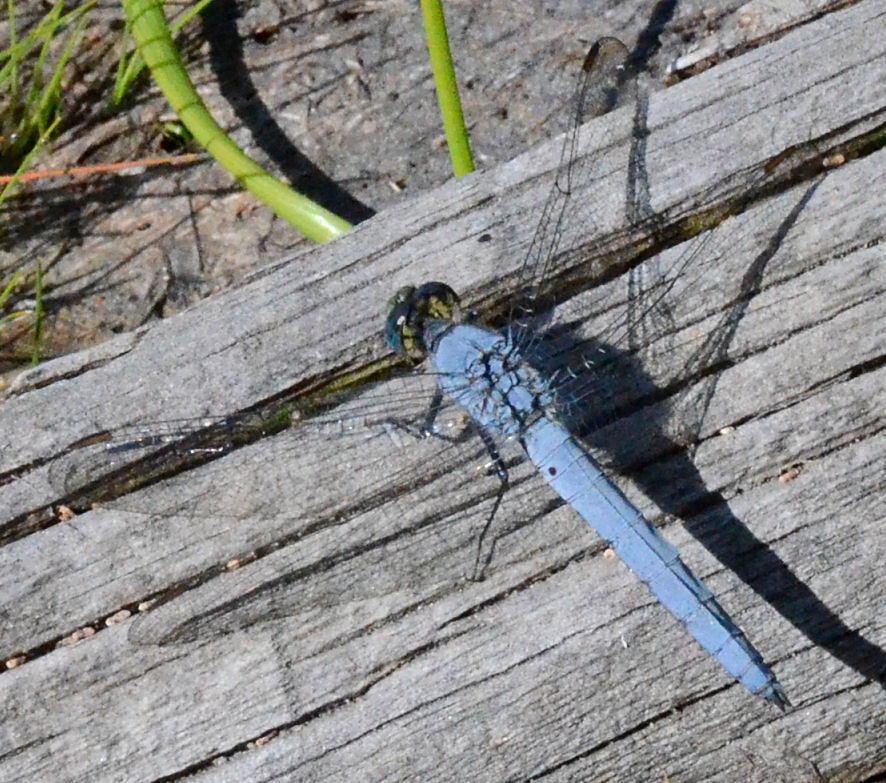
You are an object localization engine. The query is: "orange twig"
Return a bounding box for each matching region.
[0,152,205,184]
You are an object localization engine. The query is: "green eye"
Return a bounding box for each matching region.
[385,287,415,355]
[384,283,461,360]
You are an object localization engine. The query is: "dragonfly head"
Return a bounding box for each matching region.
[386,282,461,360]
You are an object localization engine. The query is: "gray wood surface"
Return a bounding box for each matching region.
[2,1,886,781]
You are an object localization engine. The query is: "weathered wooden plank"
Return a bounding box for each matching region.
[3,0,884,520]
[1,2,885,782]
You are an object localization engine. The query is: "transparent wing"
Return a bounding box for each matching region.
[526,165,811,472]
[495,33,803,462]
[510,36,637,329]
[49,371,469,501]
[497,35,708,453]
[50,368,493,521]
[52,368,558,648]
[123,439,555,649]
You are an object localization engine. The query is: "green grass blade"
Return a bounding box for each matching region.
[0,272,24,312]
[30,259,44,365]
[1,0,95,167]
[170,0,219,33]
[0,115,62,204]
[121,0,351,243]
[21,3,62,133]
[112,15,137,104]
[34,6,91,135]
[5,0,18,96]
[420,0,474,177]
[0,106,58,360]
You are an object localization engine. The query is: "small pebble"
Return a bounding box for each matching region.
[106,610,132,627]
[823,153,846,168]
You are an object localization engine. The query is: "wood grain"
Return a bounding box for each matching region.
[1,2,885,781]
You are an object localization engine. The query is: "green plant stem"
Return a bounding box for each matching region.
[5,0,18,95]
[113,0,217,104]
[0,272,25,321]
[121,0,351,243]
[420,0,474,177]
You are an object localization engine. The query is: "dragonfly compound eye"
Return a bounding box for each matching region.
[414,282,461,323]
[385,286,417,357]
[385,283,461,361]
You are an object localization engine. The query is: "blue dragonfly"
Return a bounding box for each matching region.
[385,56,789,709]
[380,37,787,708]
[384,279,788,707]
[56,38,789,708]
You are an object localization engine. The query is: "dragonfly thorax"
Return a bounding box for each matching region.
[432,324,555,439]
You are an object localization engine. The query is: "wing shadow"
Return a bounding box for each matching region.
[523,178,886,696]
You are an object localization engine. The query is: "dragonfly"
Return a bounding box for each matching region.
[381,39,787,708]
[56,37,789,708]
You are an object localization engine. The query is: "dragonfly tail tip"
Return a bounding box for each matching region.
[766,682,791,712]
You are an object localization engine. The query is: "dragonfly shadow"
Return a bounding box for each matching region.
[523,183,886,696]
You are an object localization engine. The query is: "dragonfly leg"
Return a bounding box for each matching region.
[421,386,446,435]
[419,386,469,441]
[385,387,470,444]
[471,427,510,580]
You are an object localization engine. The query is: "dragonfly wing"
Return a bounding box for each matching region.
[49,368,461,501]
[525,171,813,466]
[54,369,540,647]
[510,37,637,328]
